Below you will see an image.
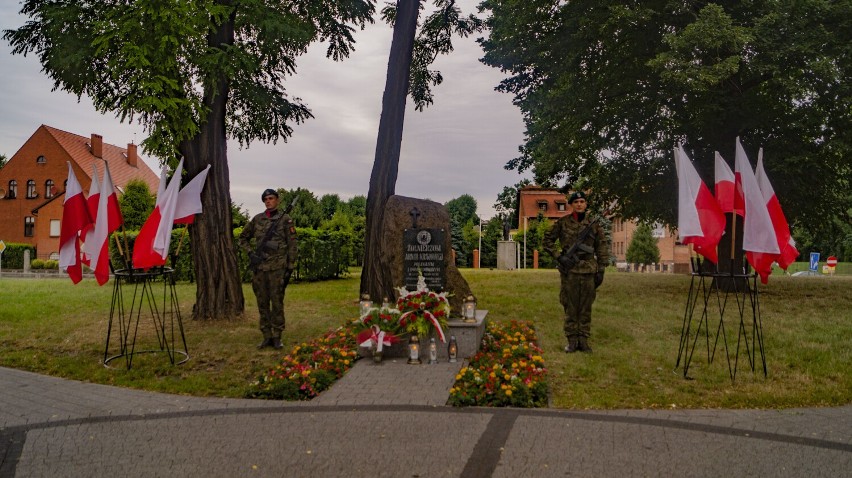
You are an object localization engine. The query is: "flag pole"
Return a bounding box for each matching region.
[121,224,131,269]
[172,226,188,268]
[113,231,130,270]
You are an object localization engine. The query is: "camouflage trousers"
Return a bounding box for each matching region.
[252,268,287,339]
[559,272,597,339]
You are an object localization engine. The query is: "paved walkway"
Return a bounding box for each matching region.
[2,364,851,477]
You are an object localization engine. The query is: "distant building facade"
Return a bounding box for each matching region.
[0,125,158,259]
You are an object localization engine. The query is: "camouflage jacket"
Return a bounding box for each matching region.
[238,209,298,271]
[544,213,610,274]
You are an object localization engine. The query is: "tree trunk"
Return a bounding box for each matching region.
[360,0,421,301]
[179,3,245,320]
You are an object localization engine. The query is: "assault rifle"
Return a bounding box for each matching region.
[555,205,614,274]
[556,218,601,273]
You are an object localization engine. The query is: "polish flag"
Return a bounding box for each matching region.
[755,148,799,269]
[675,145,726,264]
[173,165,211,224]
[133,160,183,269]
[83,162,123,285]
[714,152,742,215]
[58,162,93,283]
[735,138,779,283]
[81,163,100,266]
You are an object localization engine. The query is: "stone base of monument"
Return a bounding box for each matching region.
[358,310,488,361]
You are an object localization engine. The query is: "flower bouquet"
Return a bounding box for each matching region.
[354,304,402,360]
[396,275,451,343]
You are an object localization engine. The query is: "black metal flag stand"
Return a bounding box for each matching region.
[103,267,189,369]
[675,257,767,381]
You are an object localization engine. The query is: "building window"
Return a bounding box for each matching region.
[24,216,35,237]
[45,179,55,198]
[36,155,46,164]
[7,180,16,199]
[50,219,61,237]
[26,180,37,198]
[556,202,566,211]
[538,202,548,212]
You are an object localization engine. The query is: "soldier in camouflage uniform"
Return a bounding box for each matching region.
[239,188,298,350]
[544,191,609,353]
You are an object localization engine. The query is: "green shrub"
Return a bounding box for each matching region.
[1,243,37,269]
[109,229,195,282]
[43,260,59,270]
[31,259,45,270]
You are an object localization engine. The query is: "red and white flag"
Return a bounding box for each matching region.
[714,152,742,215]
[755,148,799,269]
[133,160,183,269]
[83,161,123,285]
[173,165,211,224]
[675,145,726,264]
[58,162,93,283]
[132,164,168,269]
[735,138,779,283]
[81,163,101,266]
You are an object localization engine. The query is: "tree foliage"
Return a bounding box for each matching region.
[626,223,661,266]
[494,178,530,228]
[118,179,155,230]
[479,0,852,238]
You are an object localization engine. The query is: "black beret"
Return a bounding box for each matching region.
[262,188,279,199]
[569,191,587,202]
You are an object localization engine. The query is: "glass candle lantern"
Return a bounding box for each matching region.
[428,338,438,364]
[448,336,458,363]
[381,297,391,310]
[407,335,421,364]
[463,295,477,322]
[359,293,372,316]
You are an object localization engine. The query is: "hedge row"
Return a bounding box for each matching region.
[107,227,353,283]
[0,243,37,269]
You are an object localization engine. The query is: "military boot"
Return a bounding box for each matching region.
[578,337,592,353]
[271,337,283,350]
[564,337,580,353]
[257,337,273,349]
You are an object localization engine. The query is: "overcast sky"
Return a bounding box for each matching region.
[0,1,530,219]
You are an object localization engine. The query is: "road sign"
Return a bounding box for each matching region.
[826,256,838,267]
[809,252,820,272]
[0,240,6,254]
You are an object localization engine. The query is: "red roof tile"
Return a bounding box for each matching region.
[42,125,159,193]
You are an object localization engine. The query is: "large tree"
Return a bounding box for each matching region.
[6,0,374,319]
[479,1,852,237]
[361,0,482,301]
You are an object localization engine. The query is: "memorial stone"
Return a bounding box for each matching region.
[381,195,472,314]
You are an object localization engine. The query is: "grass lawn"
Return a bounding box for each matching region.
[1,267,850,409]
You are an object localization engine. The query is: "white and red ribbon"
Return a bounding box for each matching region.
[358,325,395,352]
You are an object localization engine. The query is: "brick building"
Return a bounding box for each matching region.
[609,217,691,273]
[517,185,572,226]
[0,125,159,259]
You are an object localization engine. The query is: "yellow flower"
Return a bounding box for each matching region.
[490,372,496,379]
[503,374,510,381]
[455,374,462,380]
[511,362,519,369]
[505,390,513,396]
